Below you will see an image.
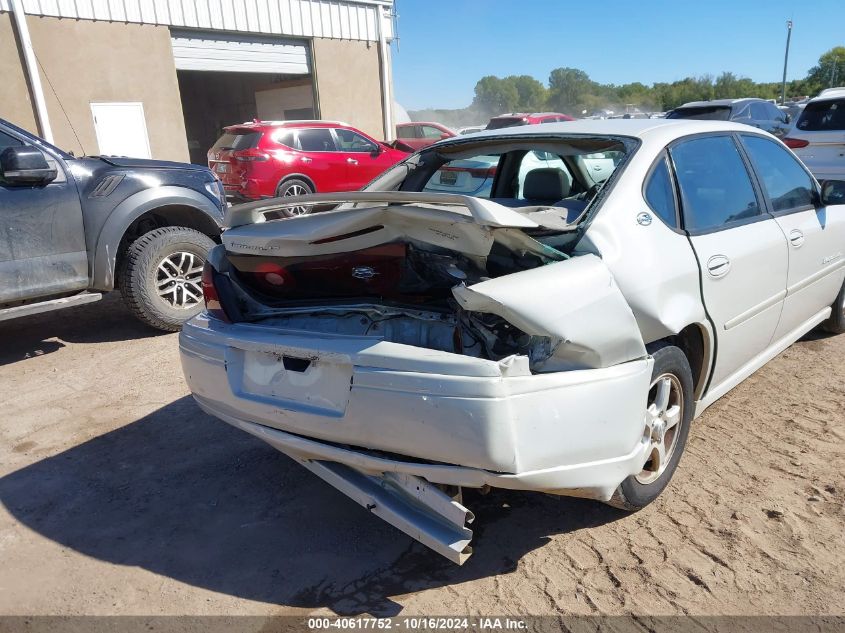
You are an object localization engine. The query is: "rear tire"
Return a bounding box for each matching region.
[608,343,694,511]
[118,227,215,332]
[275,178,314,217]
[822,279,845,334]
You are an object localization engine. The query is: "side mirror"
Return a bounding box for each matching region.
[820,180,845,206]
[0,146,57,185]
[371,144,385,157]
[784,113,792,124]
[439,132,451,140]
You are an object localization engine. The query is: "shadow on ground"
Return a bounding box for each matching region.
[0,396,625,615]
[0,294,163,365]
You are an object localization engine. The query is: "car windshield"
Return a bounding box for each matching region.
[486,117,528,130]
[667,106,732,121]
[795,99,845,131]
[212,130,262,151]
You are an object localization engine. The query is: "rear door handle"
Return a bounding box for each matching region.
[347,158,358,165]
[301,157,312,163]
[789,229,805,247]
[707,254,731,278]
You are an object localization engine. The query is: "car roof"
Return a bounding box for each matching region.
[433,118,768,148]
[491,112,564,118]
[225,120,351,131]
[676,98,764,108]
[810,87,845,102]
[398,121,447,127]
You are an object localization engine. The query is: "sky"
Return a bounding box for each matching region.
[390,0,845,111]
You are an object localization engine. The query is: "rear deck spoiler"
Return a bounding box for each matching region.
[224,191,539,229]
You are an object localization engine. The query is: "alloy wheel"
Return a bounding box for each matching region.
[156,251,204,309]
[283,183,312,215]
[635,373,684,485]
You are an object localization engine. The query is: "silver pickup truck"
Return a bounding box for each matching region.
[180,119,845,562]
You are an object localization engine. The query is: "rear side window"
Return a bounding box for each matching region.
[670,135,761,232]
[796,99,845,131]
[271,130,295,147]
[644,156,678,228]
[211,131,261,151]
[297,128,336,152]
[740,135,816,213]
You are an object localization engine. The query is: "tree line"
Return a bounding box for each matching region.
[410,46,845,127]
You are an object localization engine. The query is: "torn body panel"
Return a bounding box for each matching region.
[452,254,647,370]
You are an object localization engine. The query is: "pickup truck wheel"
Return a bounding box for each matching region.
[119,227,215,332]
[608,344,694,511]
[276,179,313,217]
[822,279,845,334]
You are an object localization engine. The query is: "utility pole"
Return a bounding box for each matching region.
[781,20,793,105]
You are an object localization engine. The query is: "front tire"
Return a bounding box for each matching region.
[118,227,215,332]
[275,178,314,217]
[822,279,845,334]
[609,343,694,511]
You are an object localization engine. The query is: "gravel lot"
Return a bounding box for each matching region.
[1,295,843,616]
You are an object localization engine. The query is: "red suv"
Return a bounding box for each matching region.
[485,112,575,130]
[208,120,409,205]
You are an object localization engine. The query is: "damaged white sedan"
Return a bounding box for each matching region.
[180,120,845,563]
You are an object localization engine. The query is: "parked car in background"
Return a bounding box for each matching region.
[780,100,807,124]
[458,125,486,135]
[667,98,791,137]
[207,120,408,212]
[485,112,575,130]
[395,122,456,150]
[181,119,845,563]
[0,117,223,331]
[784,88,845,180]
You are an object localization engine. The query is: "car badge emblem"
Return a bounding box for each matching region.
[636,212,653,226]
[351,266,379,280]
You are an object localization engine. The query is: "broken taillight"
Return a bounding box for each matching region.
[783,137,810,149]
[202,261,231,323]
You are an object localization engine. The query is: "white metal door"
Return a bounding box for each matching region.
[90,102,151,159]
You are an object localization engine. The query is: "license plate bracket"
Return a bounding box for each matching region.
[227,348,351,415]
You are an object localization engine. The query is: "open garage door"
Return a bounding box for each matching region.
[172,30,316,164]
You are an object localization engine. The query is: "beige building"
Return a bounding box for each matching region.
[0,0,395,164]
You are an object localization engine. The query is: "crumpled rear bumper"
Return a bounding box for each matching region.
[180,315,654,499]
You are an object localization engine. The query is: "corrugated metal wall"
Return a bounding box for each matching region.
[0,0,392,42]
[171,30,309,73]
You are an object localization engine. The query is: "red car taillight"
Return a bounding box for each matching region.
[201,262,231,323]
[783,137,810,149]
[232,148,270,162]
[253,262,297,291]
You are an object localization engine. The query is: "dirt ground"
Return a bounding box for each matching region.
[0,295,843,617]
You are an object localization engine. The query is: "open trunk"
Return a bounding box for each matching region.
[210,193,645,373]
